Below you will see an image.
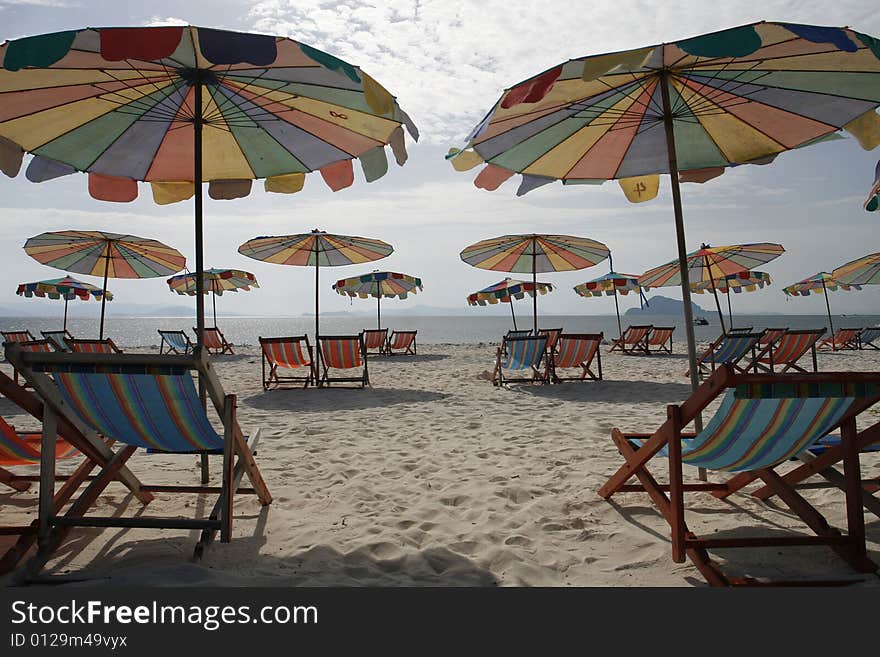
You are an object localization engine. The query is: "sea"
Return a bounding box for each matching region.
[2,314,878,349]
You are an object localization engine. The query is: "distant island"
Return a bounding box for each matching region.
[624,295,710,317]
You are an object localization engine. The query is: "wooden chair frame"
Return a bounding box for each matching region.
[317,335,369,388]
[40,330,74,352]
[858,327,880,350]
[1,330,36,344]
[818,327,862,352]
[689,331,763,380]
[546,333,603,382]
[609,325,652,355]
[259,335,316,389]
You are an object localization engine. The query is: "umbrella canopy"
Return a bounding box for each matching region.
[460,234,609,333]
[574,271,644,338]
[690,270,771,328]
[332,271,422,329]
[832,251,880,285]
[24,230,185,338]
[865,160,880,212]
[467,277,554,331]
[783,272,859,337]
[239,230,393,338]
[167,267,259,326]
[448,20,880,402]
[16,274,112,330]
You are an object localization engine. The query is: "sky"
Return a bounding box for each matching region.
[0,0,879,318]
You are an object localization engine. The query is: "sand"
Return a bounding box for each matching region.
[1,340,879,587]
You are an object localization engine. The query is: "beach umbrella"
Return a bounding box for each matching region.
[783,272,859,338]
[574,271,645,340]
[865,160,880,212]
[448,20,880,397]
[690,270,771,329]
[239,229,393,339]
[167,267,259,327]
[0,26,418,350]
[460,234,609,333]
[639,243,784,333]
[15,274,113,330]
[832,251,880,285]
[23,230,185,338]
[332,271,422,330]
[467,277,554,331]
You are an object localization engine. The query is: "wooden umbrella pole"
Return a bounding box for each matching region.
[532,240,538,335]
[509,299,518,331]
[613,287,622,339]
[63,297,68,332]
[727,289,733,328]
[193,69,209,483]
[99,249,110,340]
[377,294,381,330]
[822,278,835,349]
[212,281,217,328]
[705,255,726,333]
[314,246,320,341]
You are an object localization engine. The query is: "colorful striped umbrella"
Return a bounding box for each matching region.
[239,230,393,338]
[640,243,784,332]
[0,26,417,349]
[691,270,772,329]
[448,20,880,398]
[16,274,113,330]
[332,271,422,330]
[167,268,259,327]
[783,272,859,337]
[24,230,185,338]
[467,278,554,331]
[865,160,880,212]
[832,252,880,286]
[574,270,645,339]
[460,234,609,333]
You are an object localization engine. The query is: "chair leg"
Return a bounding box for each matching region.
[667,406,686,563]
[841,417,872,571]
[220,396,235,544]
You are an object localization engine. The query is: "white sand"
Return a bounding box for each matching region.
[1,341,878,587]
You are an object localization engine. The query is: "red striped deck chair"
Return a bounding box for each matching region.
[749,328,824,374]
[608,325,651,355]
[538,328,562,353]
[547,333,602,382]
[858,327,880,350]
[4,345,271,576]
[493,335,548,386]
[318,335,369,387]
[195,326,234,355]
[1,330,35,345]
[360,328,388,355]
[0,414,79,491]
[158,329,194,355]
[259,336,315,389]
[758,327,787,346]
[10,339,56,385]
[688,331,763,379]
[599,365,880,586]
[64,337,122,354]
[386,330,417,355]
[818,327,861,351]
[647,326,675,354]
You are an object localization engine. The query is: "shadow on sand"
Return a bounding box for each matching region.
[243,387,450,412]
[516,379,693,404]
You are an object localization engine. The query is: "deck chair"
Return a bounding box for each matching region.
[727,326,754,333]
[196,326,234,355]
[859,327,880,350]
[547,333,602,382]
[818,327,862,351]
[647,326,675,354]
[538,328,563,353]
[318,335,369,388]
[9,339,56,385]
[360,328,388,355]
[259,335,315,389]
[758,327,787,346]
[505,329,533,339]
[493,335,548,386]
[158,329,194,355]
[386,330,417,356]
[1,330,35,345]
[688,331,763,379]
[40,330,73,352]
[64,337,122,354]
[5,345,271,576]
[749,328,824,374]
[0,415,80,492]
[609,325,652,355]
[598,365,880,586]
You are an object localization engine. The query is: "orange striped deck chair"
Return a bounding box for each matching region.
[647,326,675,354]
[318,335,369,387]
[818,327,861,351]
[195,326,234,355]
[361,328,388,355]
[64,337,122,354]
[1,330,35,344]
[609,325,652,355]
[538,328,563,353]
[599,365,880,586]
[259,335,316,389]
[386,330,417,355]
[548,333,603,382]
[750,328,824,373]
[0,414,79,492]
[758,327,787,346]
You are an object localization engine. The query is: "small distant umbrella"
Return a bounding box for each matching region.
[691,271,771,329]
[574,262,646,339]
[24,230,185,338]
[16,274,113,331]
[167,268,259,327]
[467,277,554,331]
[865,160,880,212]
[332,271,422,330]
[783,272,859,337]
[460,234,609,333]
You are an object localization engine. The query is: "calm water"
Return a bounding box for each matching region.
[2,314,878,349]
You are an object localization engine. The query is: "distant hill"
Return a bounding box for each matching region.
[0,302,241,318]
[624,295,710,317]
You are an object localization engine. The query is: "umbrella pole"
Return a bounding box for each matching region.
[510,300,518,331]
[63,297,68,332]
[99,250,110,341]
[212,287,217,328]
[661,72,705,479]
[377,296,381,330]
[194,69,209,483]
[822,278,835,349]
[532,244,538,334]
[705,255,726,333]
[727,290,733,329]
[613,288,622,339]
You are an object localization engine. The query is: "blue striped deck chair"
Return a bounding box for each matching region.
[599,365,880,586]
[158,329,194,355]
[859,327,880,350]
[493,335,548,386]
[3,345,271,575]
[40,330,73,352]
[689,331,763,379]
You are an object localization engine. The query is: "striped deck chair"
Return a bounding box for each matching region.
[41,330,73,352]
[547,333,602,382]
[2,330,35,345]
[818,327,862,351]
[0,414,79,491]
[538,328,563,353]
[599,365,880,586]
[4,346,271,575]
[858,326,880,350]
[689,331,763,379]
[10,339,56,385]
[318,335,369,387]
[727,326,754,333]
[196,326,234,355]
[505,329,533,339]
[361,328,388,355]
[64,337,122,354]
[609,325,652,355]
[259,335,315,389]
[647,326,675,354]
[493,335,548,386]
[750,328,824,374]
[758,327,787,346]
[386,330,417,356]
[158,329,194,355]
